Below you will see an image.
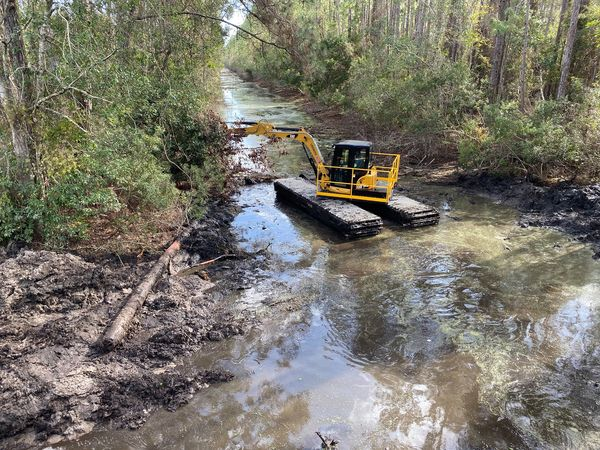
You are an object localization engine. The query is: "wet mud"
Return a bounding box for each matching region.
[0,202,270,449]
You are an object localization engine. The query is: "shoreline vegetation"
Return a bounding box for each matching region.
[0,0,237,252]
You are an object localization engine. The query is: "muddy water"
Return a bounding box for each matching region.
[58,70,600,449]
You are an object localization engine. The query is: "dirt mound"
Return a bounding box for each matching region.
[1,251,127,313]
[0,205,258,448]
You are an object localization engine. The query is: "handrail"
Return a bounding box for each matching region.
[316,153,400,203]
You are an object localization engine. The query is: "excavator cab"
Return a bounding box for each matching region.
[329,140,371,188]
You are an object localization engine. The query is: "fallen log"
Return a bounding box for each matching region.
[102,240,181,350]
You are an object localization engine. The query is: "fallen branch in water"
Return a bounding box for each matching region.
[102,240,181,350]
[175,254,235,277]
[316,431,339,449]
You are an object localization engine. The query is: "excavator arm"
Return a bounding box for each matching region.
[230,120,401,203]
[231,121,331,188]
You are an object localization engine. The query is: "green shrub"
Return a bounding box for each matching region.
[305,37,353,96]
[347,44,481,134]
[458,93,600,179]
[88,126,179,210]
[0,155,121,246]
[163,110,230,169]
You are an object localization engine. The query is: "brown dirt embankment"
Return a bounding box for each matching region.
[0,202,270,449]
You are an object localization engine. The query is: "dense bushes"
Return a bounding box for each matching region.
[227,37,480,132]
[459,95,600,179]
[226,37,304,87]
[0,1,233,248]
[347,45,480,134]
[0,110,230,246]
[305,37,354,97]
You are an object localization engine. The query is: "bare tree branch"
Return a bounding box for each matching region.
[133,10,291,54]
[39,105,89,133]
[33,48,117,109]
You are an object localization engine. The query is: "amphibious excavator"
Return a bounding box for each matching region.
[233,121,399,203]
[231,121,439,238]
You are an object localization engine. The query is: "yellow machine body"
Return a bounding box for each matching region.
[231,121,400,204]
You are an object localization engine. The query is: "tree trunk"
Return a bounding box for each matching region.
[557,0,582,98]
[348,7,353,39]
[370,0,386,42]
[519,0,530,110]
[489,0,510,101]
[0,0,35,178]
[334,0,341,35]
[414,0,426,40]
[444,0,460,61]
[554,0,569,47]
[570,0,593,85]
[102,240,181,349]
[36,0,54,99]
[405,0,412,37]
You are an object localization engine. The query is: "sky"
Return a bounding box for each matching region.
[224,7,247,41]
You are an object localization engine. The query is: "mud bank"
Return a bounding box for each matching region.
[0,202,272,449]
[457,174,600,257]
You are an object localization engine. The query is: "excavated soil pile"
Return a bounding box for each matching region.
[0,204,258,449]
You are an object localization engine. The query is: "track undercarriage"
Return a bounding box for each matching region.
[274,177,439,238]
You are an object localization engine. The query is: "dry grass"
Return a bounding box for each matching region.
[71,203,186,258]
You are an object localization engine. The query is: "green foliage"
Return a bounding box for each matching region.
[225,24,303,86]
[586,4,600,48]
[305,37,353,96]
[0,155,121,245]
[1,0,232,247]
[458,93,600,179]
[163,109,230,169]
[347,45,481,134]
[162,109,234,212]
[87,127,178,210]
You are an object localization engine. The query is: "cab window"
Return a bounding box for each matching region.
[333,148,350,167]
[353,148,368,169]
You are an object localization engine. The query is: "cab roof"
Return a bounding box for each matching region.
[334,140,372,148]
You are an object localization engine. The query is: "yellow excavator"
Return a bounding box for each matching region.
[231,121,400,204]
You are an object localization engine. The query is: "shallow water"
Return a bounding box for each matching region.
[58,70,600,449]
